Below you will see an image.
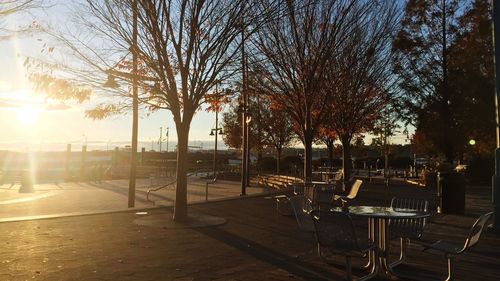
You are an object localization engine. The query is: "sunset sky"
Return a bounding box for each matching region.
[0,1,222,151]
[0,1,409,152]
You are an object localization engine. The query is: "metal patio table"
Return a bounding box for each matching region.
[331,206,430,279]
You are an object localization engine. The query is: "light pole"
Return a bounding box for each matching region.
[492,0,500,230]
[166,127,169,153]
[210,109,224,180]
[102,0,139,208]
[240,5,249,196]
[159,126,163,152]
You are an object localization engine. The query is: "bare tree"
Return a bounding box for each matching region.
[0,0,45,40]
[28,0,255,221]
[325,1,400,184]
[252,0,359,182]
[258,96,295,174]
[0,0,40,16]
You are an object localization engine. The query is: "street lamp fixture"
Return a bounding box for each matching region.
[210,128,224,136]
[210,127,224,180]
[103,73,120,88]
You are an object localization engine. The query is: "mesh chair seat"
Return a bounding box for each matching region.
[423,240,462,255]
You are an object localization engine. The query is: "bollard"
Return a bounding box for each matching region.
[19,170,34,193]
[205,182,209,201]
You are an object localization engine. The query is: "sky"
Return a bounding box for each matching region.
[0,1,224,152]
[0,1,409,152]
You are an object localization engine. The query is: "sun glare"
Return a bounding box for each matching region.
[16,106,39,125]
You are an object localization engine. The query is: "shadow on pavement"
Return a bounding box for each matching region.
[196,226,352,281]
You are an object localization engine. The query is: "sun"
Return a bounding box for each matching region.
[15,106,40,125]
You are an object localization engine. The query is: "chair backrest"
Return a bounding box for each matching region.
[346,179,363,200]
[390,197,429,239]
[310,210,360,252]
[462,211,493,252]
[288,195,315,233]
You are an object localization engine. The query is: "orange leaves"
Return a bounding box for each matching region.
[204,88,232,113]
[29,74,91,103]
[85,104,122,120]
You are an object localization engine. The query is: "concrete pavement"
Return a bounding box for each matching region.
[0,177,267,222]
[0,182,498,280]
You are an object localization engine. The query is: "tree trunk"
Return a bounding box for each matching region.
[341,137,352,190]
[327,141,334,168]
[304,132,313,183]
[173,123,189,222]
[276,147,282,175]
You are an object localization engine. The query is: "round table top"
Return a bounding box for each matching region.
[331,206,430,219]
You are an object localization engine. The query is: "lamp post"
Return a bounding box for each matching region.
[210,109,224,180]
[240,5,249,196]
[128,0,139,208]
[159,126,163,152]
[492,0,500,230]
[166,127,169,153]
[102,0,139,208]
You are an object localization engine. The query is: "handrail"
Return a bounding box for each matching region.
[146,170,205,203]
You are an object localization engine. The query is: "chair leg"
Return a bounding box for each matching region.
[445,256,454,281]
[346,256,353,281]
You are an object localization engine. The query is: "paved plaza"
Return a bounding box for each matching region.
[0,177,266,222]
[0,179,498,280]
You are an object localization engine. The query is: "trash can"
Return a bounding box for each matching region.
[437,172,465,214]
[424,170,437,189]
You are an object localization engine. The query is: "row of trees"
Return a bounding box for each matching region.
[26,0,398,219]
[13,0,496,220]
[220,0,399,183]
[222,0,495,178]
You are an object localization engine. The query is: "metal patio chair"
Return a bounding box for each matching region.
[388,197,429,268]
[421,211,493,281]
[288,195,315,234]
[332,179,363,209]
[311,210,377,281]
[274,194,293,216]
